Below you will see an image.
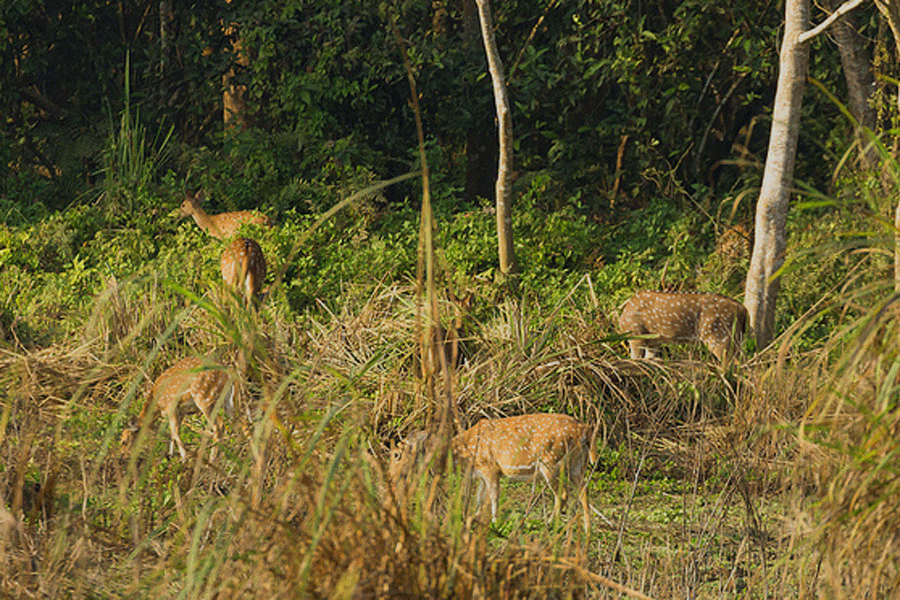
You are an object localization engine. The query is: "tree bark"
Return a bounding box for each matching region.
[223,0,248,130]
[475,0,517,278]
[874,0,900,149]
[826,0,876,165]
[873,0,900,288]
[875,0,900,55]
[462,0,498,204]
[895,199,900,293]
[744,0,810,349]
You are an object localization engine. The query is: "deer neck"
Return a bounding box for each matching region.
[190,208,220,237]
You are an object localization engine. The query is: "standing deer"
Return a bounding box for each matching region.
[619,291,747,365]
[389,414,595,533]
[220,237,267,306]
[180,190,272,240]
[122,356,236,460]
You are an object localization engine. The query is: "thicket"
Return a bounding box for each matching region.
[3,0,900,597]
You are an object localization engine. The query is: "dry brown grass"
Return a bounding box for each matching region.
[1,270,830,599]
[793,294,900,598]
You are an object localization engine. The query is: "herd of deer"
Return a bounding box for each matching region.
[121,190,269,460]
[124,193,750,531]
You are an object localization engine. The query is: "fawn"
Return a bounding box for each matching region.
[122,356,236,460]
[220,237,267,306]
[619,290,747,365]
[390,413,595,533]
[180,190,272,240]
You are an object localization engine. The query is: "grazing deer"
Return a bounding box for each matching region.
[619,291,747,365]
[180,190,272,240]
[390,414,595,533]
[221,237,267,306]
[122,356,236,461]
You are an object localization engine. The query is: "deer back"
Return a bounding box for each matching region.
[452,414,591,481]
[152,356,235,420]
[221,237,267,303]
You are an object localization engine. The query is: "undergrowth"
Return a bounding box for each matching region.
[3,121,900,600]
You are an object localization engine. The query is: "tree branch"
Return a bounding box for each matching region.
[798,0,866,43]
[18,86,67,119]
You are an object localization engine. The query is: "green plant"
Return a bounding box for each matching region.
[98,56,174,221]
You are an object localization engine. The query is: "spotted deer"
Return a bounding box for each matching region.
[619,291,747,365]
[221,237,267,306]
[715,224,751,264]
[122,356,236,460]
[180,190,272,240]
[389,414,595,533]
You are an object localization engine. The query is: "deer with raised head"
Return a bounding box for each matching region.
[180,190,272,240]
[619,290,747,365]
[389,413,595,533]
[122,356,236,461]
[221,237,267,307]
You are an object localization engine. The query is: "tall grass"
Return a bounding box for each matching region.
[777,141,900,598]
[1,261,806,598]
[98,54,174,217]
[7,59,900,600]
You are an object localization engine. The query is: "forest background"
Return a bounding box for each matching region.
[2,0,900,597]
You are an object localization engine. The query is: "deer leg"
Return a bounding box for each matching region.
[208,419,221,462]
[473,473,487,518]
[192,397,221,461]
[628,339,643,359]
[475,469,501,522]
[579,485,590,535]
[488,471,501,522]
[538,462,564,522]
[167,411,188,461]
[567,452,591,534]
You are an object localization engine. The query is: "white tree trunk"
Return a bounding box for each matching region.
[874,0,900,289]
[744,0,810,349]
[895,200,900,292]
[475,0,517,278]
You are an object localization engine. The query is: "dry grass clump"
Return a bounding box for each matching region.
[798,295,900,597]
[1,272,820,599]
[191,438,600,599]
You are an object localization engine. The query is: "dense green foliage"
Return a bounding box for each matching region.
[2,0,884,218]
[0,0,876,318]
[3,2,900,596]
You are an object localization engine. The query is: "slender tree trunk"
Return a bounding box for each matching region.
[462,0,498,204]
[744,0,810,349]
[223,0,248,130]
[827,0,876,166]
[873,0,900,288]
[475,0,517,278]
[875,0,900,57]
[895,200,900,293]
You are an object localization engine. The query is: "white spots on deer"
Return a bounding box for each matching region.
[390,413,595,533]
[180,190,272,240]
[619,291,747,365]
[221,237,267,306]
[715,224,751,264]
[123,356,236,461]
